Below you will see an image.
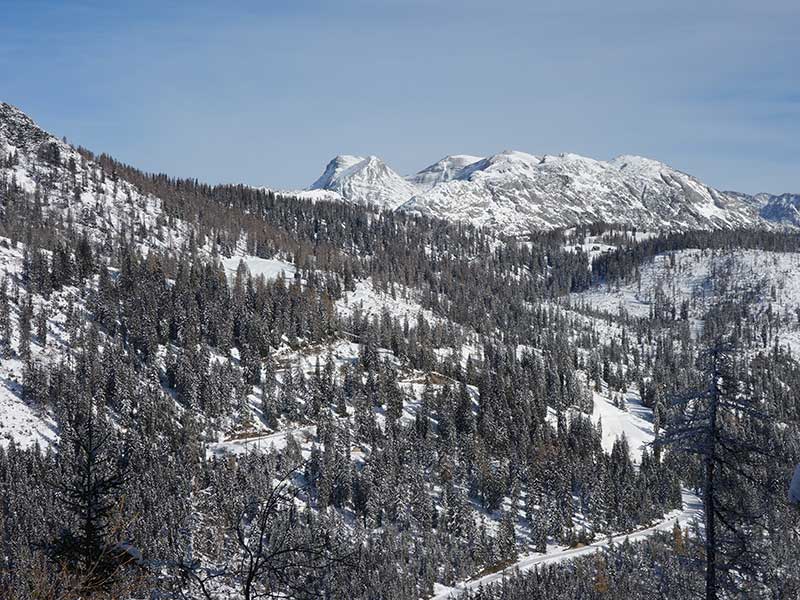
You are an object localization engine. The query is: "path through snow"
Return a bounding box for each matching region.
[431,489,702,599]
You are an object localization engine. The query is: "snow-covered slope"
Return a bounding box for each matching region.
[431,490,703,600]
[0,102,189,252]
[308,149,798,235]
[408,154,483,189]
[0,239,72,449]
[402,152,779,235]
[575,248,800,352]
[308,154,365,190]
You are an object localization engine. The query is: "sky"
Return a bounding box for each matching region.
[0,0,798,194]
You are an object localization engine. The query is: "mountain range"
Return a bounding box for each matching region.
[307,152,800,235]
[1,99,798,239]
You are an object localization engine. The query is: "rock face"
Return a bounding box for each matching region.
[308,147,799,235]
[753,193,800,228]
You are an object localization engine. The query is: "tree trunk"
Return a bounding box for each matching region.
[705,451,716,600]
[705,375,719,600]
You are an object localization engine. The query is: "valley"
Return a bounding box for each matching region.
[0,101,797,599]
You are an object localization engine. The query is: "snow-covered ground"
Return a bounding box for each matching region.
[591,390,654,461]
[577,249,800,343]
[0,361,57,449]
[573,248,800,358]
[559,229,660,266]
[0,104,193,255]
[577,248,713,318]
[207,425,316,458]
[336,278,442,327]
[431,489,703,600]
[221,255,296,281]
[0,240,75,449]
[544,386,653,463]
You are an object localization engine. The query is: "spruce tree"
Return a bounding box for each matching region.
[52,393,131,593]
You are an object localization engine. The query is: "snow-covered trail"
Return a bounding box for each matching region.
[431,490,703,599]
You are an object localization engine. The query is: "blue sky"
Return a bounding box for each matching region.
[1,0,797,193]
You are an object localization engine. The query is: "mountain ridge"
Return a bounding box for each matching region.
[307,148,798,235]
[2,100,796,237]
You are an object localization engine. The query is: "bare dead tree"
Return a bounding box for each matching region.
[659,300,782,599]
[172,459,356,600]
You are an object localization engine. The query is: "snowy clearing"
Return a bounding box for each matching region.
[591,390,654,461]
[221,256,296,281]
[336,278,441,326]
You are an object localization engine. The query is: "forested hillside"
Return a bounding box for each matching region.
[1,102,798,599]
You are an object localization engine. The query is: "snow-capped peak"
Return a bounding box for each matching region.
[610,154,679,178]
[309,155,366,190]
[0,102,71,159]
[461,150,541,178]
[409,154,483,189]
[308,154,418,210]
